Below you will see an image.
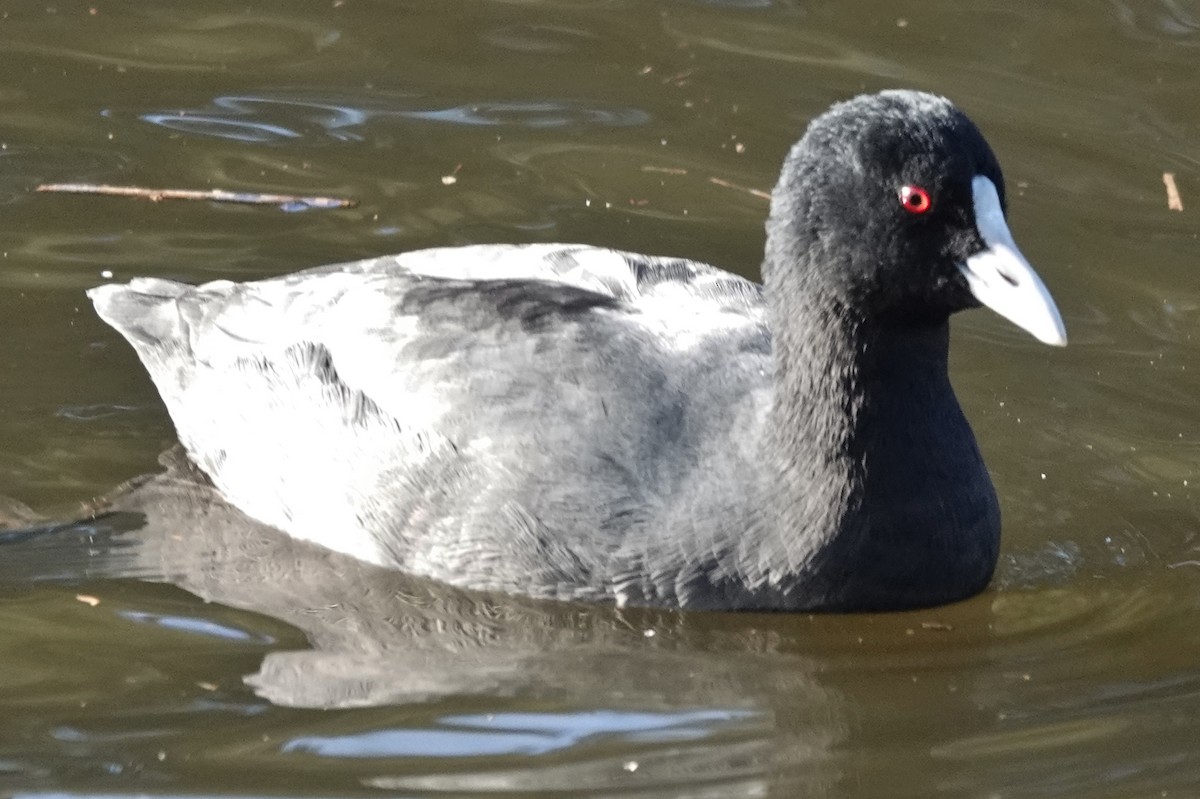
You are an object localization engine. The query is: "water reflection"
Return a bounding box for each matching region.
[6,443,1200,795]
[284,709,754,757]
[0,10,342,71]
[0,451,846,795]
[5,0,1200,794]
[482,24,601,54]
[141,95,651,145]
[1111,0,1200,43]
[116,610,268,642]
[662,13,907,78]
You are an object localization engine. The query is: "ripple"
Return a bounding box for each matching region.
[482,24,601,54]
[55,404,142,422]
[402,100,648,129]
[0,11,341,72]
[141,94,650,144]
[283,708,754,758]
[0,145,131,200]
[0,230,268,291]
[685,0,778,6]
[493,141,771,225]
[482,0,629,7]
[1111,0,1200,45]
[662,14,907,78]
[117,610,272,643]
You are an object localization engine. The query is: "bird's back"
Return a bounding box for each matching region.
[89,244,775,604]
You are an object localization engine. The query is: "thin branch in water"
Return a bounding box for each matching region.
[36,183,358,210]
[707,176,770,201]
[1163,172,1183,211]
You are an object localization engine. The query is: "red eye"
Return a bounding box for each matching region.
[899,185,932,214]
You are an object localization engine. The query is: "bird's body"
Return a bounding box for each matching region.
[90,91,1066,611]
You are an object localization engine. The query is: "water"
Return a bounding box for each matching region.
[2,0,1200,795]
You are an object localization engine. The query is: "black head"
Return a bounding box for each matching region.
[767,90,1065,345]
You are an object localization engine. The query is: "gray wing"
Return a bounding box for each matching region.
[89,244,773,603]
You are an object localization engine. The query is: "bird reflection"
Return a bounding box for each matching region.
[0,449,845,795]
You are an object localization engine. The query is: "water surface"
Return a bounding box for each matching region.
[3,0,1200,796]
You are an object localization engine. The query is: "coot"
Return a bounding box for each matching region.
[90,90,1066,611]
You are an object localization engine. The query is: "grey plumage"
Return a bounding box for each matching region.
[91,245,783,607]
[89,91,1065,611]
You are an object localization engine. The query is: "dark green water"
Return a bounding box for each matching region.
[2,0,1200,795]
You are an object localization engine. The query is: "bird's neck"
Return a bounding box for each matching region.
[750,262,998,610]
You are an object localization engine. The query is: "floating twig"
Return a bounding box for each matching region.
[1163,172,1183,212]
[662,67,696,86]
[441,163,463,186]
[641,165,689,175]
[707,176,770,201]
[36,183,358,210]
[920,620,954,631]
